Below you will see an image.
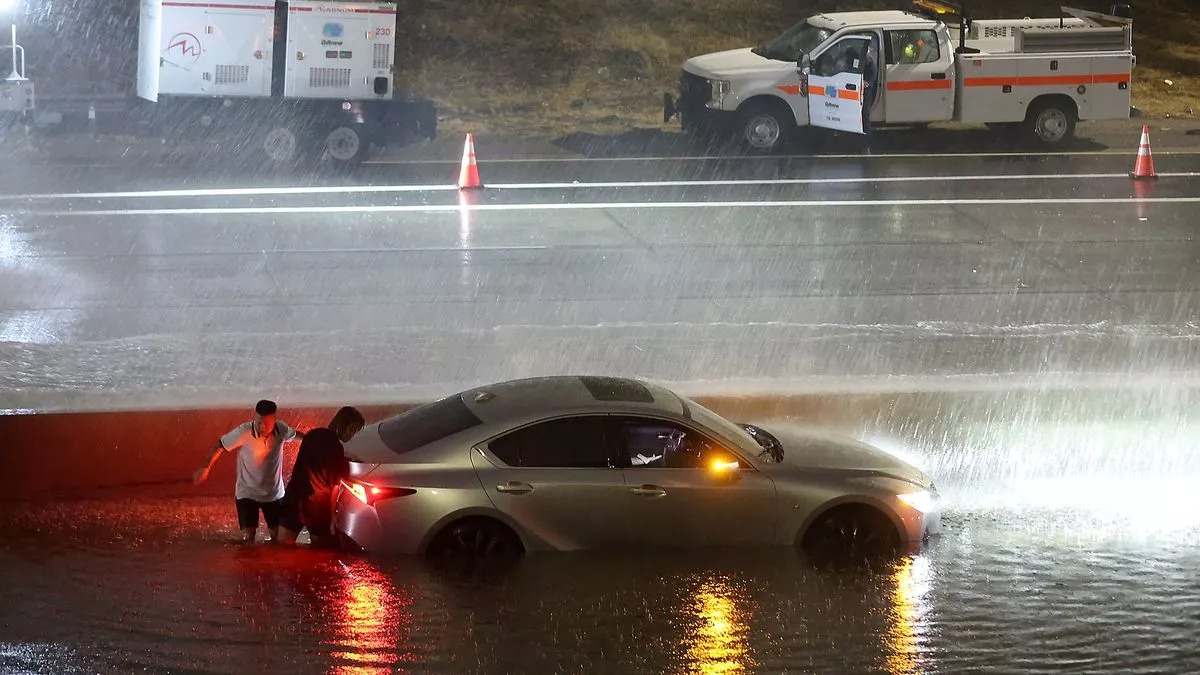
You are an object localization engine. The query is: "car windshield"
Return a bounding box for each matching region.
[753,20,833,62]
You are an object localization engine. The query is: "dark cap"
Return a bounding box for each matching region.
[255,399,277,416]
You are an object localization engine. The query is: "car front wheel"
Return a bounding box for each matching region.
[800,504,902,565]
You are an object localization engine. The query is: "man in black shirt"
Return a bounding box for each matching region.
[277,406,366,548]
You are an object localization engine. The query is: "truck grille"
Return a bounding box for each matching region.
[677,70,711,129]
[679,70,711,107]
[309,67,352,89]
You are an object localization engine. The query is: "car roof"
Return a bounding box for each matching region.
[811,10,938,30]
[459,375,687,426]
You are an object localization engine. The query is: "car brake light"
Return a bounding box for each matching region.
[341,479,415,507]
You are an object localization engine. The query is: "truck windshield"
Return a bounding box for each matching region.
[753,21,833,63]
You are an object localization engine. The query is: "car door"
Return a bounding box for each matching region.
[806,34,872,134]
[882,28,954,123]
[473,415,631,550]
[612,416,777,547]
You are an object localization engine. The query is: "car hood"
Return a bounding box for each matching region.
[759,426,932,487]
[684,47,793,79]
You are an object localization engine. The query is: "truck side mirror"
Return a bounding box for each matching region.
[799,53,811,76]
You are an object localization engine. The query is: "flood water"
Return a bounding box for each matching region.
[3,387,1200,674]
[1,497,1199,674]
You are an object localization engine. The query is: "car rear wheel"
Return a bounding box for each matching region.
[425,517,524,573]
[800,504,901,565]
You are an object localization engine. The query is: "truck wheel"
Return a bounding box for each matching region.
[1026,101,1076,145]
[738,102,793,153]
[324,125,370,166]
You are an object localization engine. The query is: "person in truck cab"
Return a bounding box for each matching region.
[863,36,881,145]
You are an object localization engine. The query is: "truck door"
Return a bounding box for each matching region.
[806,35,871,134]
[882,28,954,123]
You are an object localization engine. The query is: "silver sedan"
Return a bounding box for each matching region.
[333,376,941,565]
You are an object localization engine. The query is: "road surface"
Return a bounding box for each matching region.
[1,123,1199,411]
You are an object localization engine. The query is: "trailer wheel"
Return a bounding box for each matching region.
[1025,99,1077,145]
[262,125,302,165]
[324,125,370,166]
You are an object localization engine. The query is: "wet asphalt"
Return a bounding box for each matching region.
[2,123,1200,674]
[1,123,1198,410]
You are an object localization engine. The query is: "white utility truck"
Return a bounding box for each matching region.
[10,0,436,166]
[663,2,1135,152]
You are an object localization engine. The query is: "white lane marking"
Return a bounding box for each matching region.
[25,196,1200,217]
[4,172,1199,201]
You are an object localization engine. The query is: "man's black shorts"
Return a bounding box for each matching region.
[235,498,283,530]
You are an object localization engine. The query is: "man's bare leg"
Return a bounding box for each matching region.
[240,527,256,543]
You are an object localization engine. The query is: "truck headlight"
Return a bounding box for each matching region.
[897,490,938,514]
[709,79,730,107]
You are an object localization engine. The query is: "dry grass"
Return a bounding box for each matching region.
[392,0,1199,136]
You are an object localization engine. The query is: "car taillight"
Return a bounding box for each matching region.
[341,479,415,507]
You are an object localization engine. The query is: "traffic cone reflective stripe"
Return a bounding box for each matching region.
[458,133,483,189]
[1131,124,1157,180]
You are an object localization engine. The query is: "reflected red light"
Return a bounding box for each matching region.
[330,564,410,674]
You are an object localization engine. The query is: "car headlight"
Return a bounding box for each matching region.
[709,79,730,107]
[897,490,938,514]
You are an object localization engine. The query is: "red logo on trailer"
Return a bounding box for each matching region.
[165,33,204,62]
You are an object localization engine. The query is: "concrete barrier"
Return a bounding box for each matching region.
[2,386,1196,501]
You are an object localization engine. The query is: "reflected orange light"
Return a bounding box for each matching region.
[685,580,749,674]
[885,555,933,675]
[330,564,407,675]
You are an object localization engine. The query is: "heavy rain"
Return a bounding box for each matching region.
[2,0,1199,673]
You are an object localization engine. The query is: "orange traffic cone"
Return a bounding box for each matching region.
[457,133,483,189]
[1131,124,1157,180]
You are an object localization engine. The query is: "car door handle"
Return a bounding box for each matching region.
[845,83,857,91]
[496,481,534,495]
[630,485,667,498]
[931,72,947,80]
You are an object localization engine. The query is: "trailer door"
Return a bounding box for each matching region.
[806,35,871,134]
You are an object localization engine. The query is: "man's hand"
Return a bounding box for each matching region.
[192,467,210,485]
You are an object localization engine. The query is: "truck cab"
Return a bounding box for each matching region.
[666,8,1132,152]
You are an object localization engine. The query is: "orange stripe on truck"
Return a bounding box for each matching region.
[838,89,861,101]
[964,73,1130,87]
[808,84,825,96]
[776,85,802,96]
[886,80,953,91]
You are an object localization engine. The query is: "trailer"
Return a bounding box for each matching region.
[18,0,437,167]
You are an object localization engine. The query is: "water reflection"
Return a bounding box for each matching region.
[886,555,933,675]
[330,561,409,675]
[685,579,749,674]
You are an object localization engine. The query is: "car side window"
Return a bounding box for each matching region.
[887,29,940,65]
[487,416,613,468]
[812,38,869,78]
[612,417,729,470]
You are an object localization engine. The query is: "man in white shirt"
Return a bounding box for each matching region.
[194,399,306,543]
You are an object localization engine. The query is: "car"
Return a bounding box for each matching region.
[333,376,941,566]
